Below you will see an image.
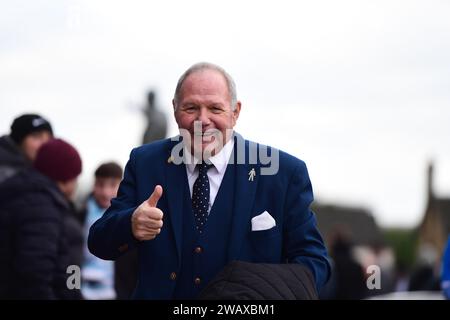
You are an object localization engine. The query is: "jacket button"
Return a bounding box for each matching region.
[194,246,202,254]
[194,277,201,285]
[170,272,177,280]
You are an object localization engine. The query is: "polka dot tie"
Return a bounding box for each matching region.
[192,162,213,234]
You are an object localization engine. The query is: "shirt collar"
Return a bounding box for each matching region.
[185,138,234,176]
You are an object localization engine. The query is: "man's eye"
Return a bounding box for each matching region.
[183,106,196,112]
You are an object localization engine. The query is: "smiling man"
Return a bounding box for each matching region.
[173,65,240,160]
[88,62,330,299]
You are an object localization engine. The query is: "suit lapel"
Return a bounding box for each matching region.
[165,139,186,264]
[227,135,260,261]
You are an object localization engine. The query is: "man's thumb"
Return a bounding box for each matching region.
[147,185,163,207]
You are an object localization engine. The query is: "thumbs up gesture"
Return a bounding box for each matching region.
[131,185,164,241]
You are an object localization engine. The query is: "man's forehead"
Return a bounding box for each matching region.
[181,69,228,94]
[182,94,227,106]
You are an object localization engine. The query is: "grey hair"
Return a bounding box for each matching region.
[173,62,238,110]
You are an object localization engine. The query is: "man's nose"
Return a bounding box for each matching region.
[197,108,211,126]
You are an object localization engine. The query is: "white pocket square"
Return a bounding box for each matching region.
[251,211,276,231]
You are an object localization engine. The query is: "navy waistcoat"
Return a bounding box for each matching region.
[173,163,236,299]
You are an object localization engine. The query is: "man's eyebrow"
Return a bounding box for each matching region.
[182,102,198,107]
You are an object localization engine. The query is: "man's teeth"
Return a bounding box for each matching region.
[194,132,213,136]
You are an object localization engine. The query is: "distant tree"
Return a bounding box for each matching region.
[383,228,418,273]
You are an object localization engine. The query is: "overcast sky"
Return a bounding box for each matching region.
[1,0,449,228]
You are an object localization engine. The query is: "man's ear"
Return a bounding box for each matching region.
[172,99,176,112]
[232,101,242,124]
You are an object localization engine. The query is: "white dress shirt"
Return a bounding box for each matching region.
[185,138,234,214]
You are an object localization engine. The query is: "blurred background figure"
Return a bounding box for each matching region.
[81,162,123,300]
[408,243,441,292]
[0,138,83,299]
[142,90,167,145]
[0,114,53,185]
[440,235,450,299]
[320,228,367,300]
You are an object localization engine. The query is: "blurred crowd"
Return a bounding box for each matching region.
[0,113,136,299]
[320,229,450,300]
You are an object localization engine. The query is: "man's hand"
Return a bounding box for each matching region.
[131,185,163,241]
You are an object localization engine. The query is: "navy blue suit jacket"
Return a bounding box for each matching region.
[88,133,330,299]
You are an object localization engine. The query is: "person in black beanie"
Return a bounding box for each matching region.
[0,138,83,299]
[0,113,53,185]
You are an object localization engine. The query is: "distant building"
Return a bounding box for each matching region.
[417,163,450,265]
[313,203,383,248]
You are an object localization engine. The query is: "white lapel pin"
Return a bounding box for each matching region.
[167,156,174,164]
[248,168,256,181]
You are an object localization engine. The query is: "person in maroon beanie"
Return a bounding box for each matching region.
[0,138,83,299]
